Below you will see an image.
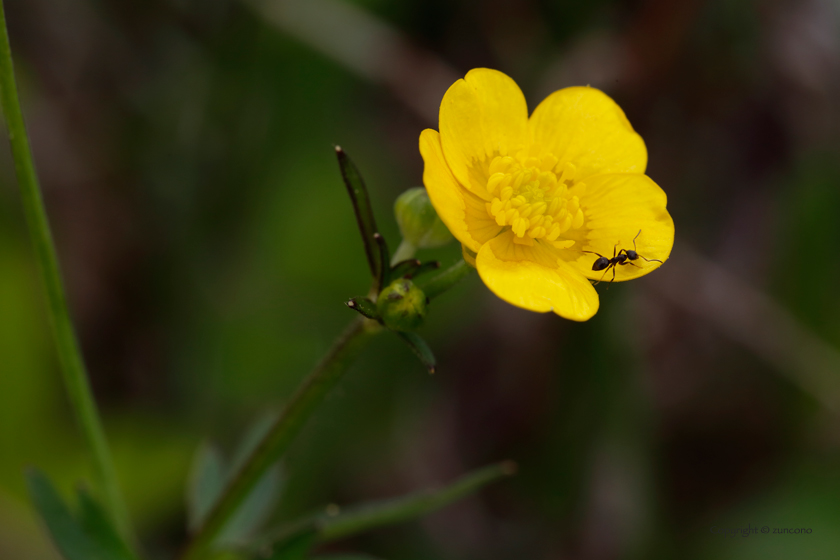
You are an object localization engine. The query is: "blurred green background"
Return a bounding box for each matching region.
[2,0,840,558]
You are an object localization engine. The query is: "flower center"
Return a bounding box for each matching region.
[484,154,585,247]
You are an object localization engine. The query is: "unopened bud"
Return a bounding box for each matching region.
[394,187,453,249]
[377,278,427,332]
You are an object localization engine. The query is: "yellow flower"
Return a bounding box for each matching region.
[420,68,674,321]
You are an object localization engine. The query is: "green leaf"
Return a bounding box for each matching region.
[313,556,384,560]
[264,530,318,560]
[319,461,516,542]
[186,414,286,548]
[208,552,249,560]
[345,297,380,321]
[230,411,278,471]
[335,146,383,283]
[395,331,436,374]
[219,412,285,546]
[219,464,282,545]
[259,462,515,551]
[76,489,137,560]
[187,442,226,531]
[26,469,116,560]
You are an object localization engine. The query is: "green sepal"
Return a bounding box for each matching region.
[395,331,436,374]
[390,259,422,280]
[335,146,383,282]
[393,187,453,249]
[25,469,137,560]
[376,279,426,332]
[345,297,380,321]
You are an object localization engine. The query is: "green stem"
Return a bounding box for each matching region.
[415,258,473,299]
[0,0,132,542]
[390,238,416,266]
[181,316,381,560]
[264,461,517,549]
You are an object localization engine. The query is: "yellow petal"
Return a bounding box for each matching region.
[529,87,647,180]
[476,231,599,321]
[567,173,674,282]
[420,129,502,252]
[440,68,529,198]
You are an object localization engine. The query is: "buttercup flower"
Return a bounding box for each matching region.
[420,68,674,321]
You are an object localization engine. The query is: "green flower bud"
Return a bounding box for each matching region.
[394,187,453,249]
[377,278,427,332]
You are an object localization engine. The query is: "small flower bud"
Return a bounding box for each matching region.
[394,187,453,249]
[377,278,427,332]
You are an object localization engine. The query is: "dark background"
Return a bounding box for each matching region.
[1,0,839,558]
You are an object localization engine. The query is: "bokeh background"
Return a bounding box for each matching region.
[2,0,840,558]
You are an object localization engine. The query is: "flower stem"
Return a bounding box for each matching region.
[390,238,416,266]
[0,0,132,542]
[180,316,382,560]
[415,258,473,299]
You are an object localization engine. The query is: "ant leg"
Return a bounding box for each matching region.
[600,265,617,289]
[593,265,611,285]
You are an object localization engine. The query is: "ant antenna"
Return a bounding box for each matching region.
[638,255,663,264]
[581,249,607,258]
[632,229,663,264]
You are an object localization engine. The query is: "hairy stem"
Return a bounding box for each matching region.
[0,0,131,541]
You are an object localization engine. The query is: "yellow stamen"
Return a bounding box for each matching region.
[484,155,587,246]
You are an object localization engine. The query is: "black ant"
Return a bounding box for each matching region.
[583,230,663,285]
